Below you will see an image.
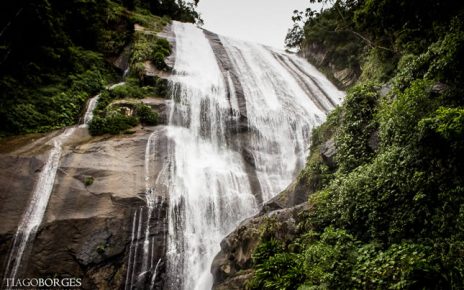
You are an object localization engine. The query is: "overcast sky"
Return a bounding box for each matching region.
[196,0,324,49]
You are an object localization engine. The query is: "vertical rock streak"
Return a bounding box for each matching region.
[125,131,167,290]
[220,37,344,201]
[163,22,343,290]
[165,22,257,290]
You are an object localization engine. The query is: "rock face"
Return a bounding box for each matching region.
[211,203,310,290]
[0,126,169,289]
[203,29,248,120]
[320,138,337,168]
[211,157,318,289]
[261,179,311,214]
[301,42,358,89]
[211,131,340,288]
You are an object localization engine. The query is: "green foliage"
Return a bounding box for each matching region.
[144,0,202,24]
[84,176,94,186]
[152,38,172,70]
[252,6,464,289]
[88,112,138,136]
[252,238,285,266]
[287,0,464,88]
[359,48,398,83]
[291,4,365,78]
[419,107,464,140]
[110,82,152,99]
[0,0,127,135]
[130,8,170,31]
[248,238,304,290]
[297,107,342,194]
[353,0,464,52]
[1,57,111,134]
[135,104,158,126]
[379,79,436,147]
[300,227,358,289]
[310,106,342,149]
[128,9,173,76]
[130,29,172,76]
[351,243,437,289]
[88,77,162,135]
[337,83,378,172]
[154,38,172,55]
[248,252,304,290]
[0,0,180,136]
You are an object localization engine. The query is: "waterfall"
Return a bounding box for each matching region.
[81,94,100,126]
[164,22,257,290]
[162,22,343,290]
[125,131,167,290]
[1,128,74,288]
[2,81,118,286]
[219,37,344,200]
[80,82,126,127]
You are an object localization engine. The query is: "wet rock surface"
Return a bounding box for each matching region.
[0,126,169,289]
[0,154,45,271]
[211,203,309,290]
[27,217,129,289]
[204,29,248,120]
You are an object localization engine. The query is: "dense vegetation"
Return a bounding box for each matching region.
[250,0,464,289]
[88,80,160,135]
[286,0,464,87]
[0,0,198,136]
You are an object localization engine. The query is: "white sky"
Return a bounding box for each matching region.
[196,0,323,49]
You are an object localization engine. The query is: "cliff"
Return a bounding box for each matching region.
[212,1,464,289]
[300,42,358,89]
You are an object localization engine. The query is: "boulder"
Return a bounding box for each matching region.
[211,204,309,289]
[320,138,337,168]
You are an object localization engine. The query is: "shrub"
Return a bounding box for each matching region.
[135,104,158,125]
[151,38,172,71]
[352,243,437,289]
[88,112,138,135]
[84,176,94,186]
[300,228,358,289]
[336,83,379,172]
[419,106,464,140]
[109,83,151,99]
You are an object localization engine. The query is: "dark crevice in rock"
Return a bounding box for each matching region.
[203,29,248,120]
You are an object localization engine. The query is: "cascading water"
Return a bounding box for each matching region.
[80,82,126,127]
[160,22,344,290]
[220,37,344,200]
[81,95,100,126]
[163,22,257,290]
[125,131,167,290]
[2,82,126,288]
[1,128,74,289]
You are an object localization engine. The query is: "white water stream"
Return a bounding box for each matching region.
[3,20,343,290]
[161,22,344,290]
[80,82,125,127]
[2,82,125,288]
[1,128,74,289]
[125,131,167,290]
